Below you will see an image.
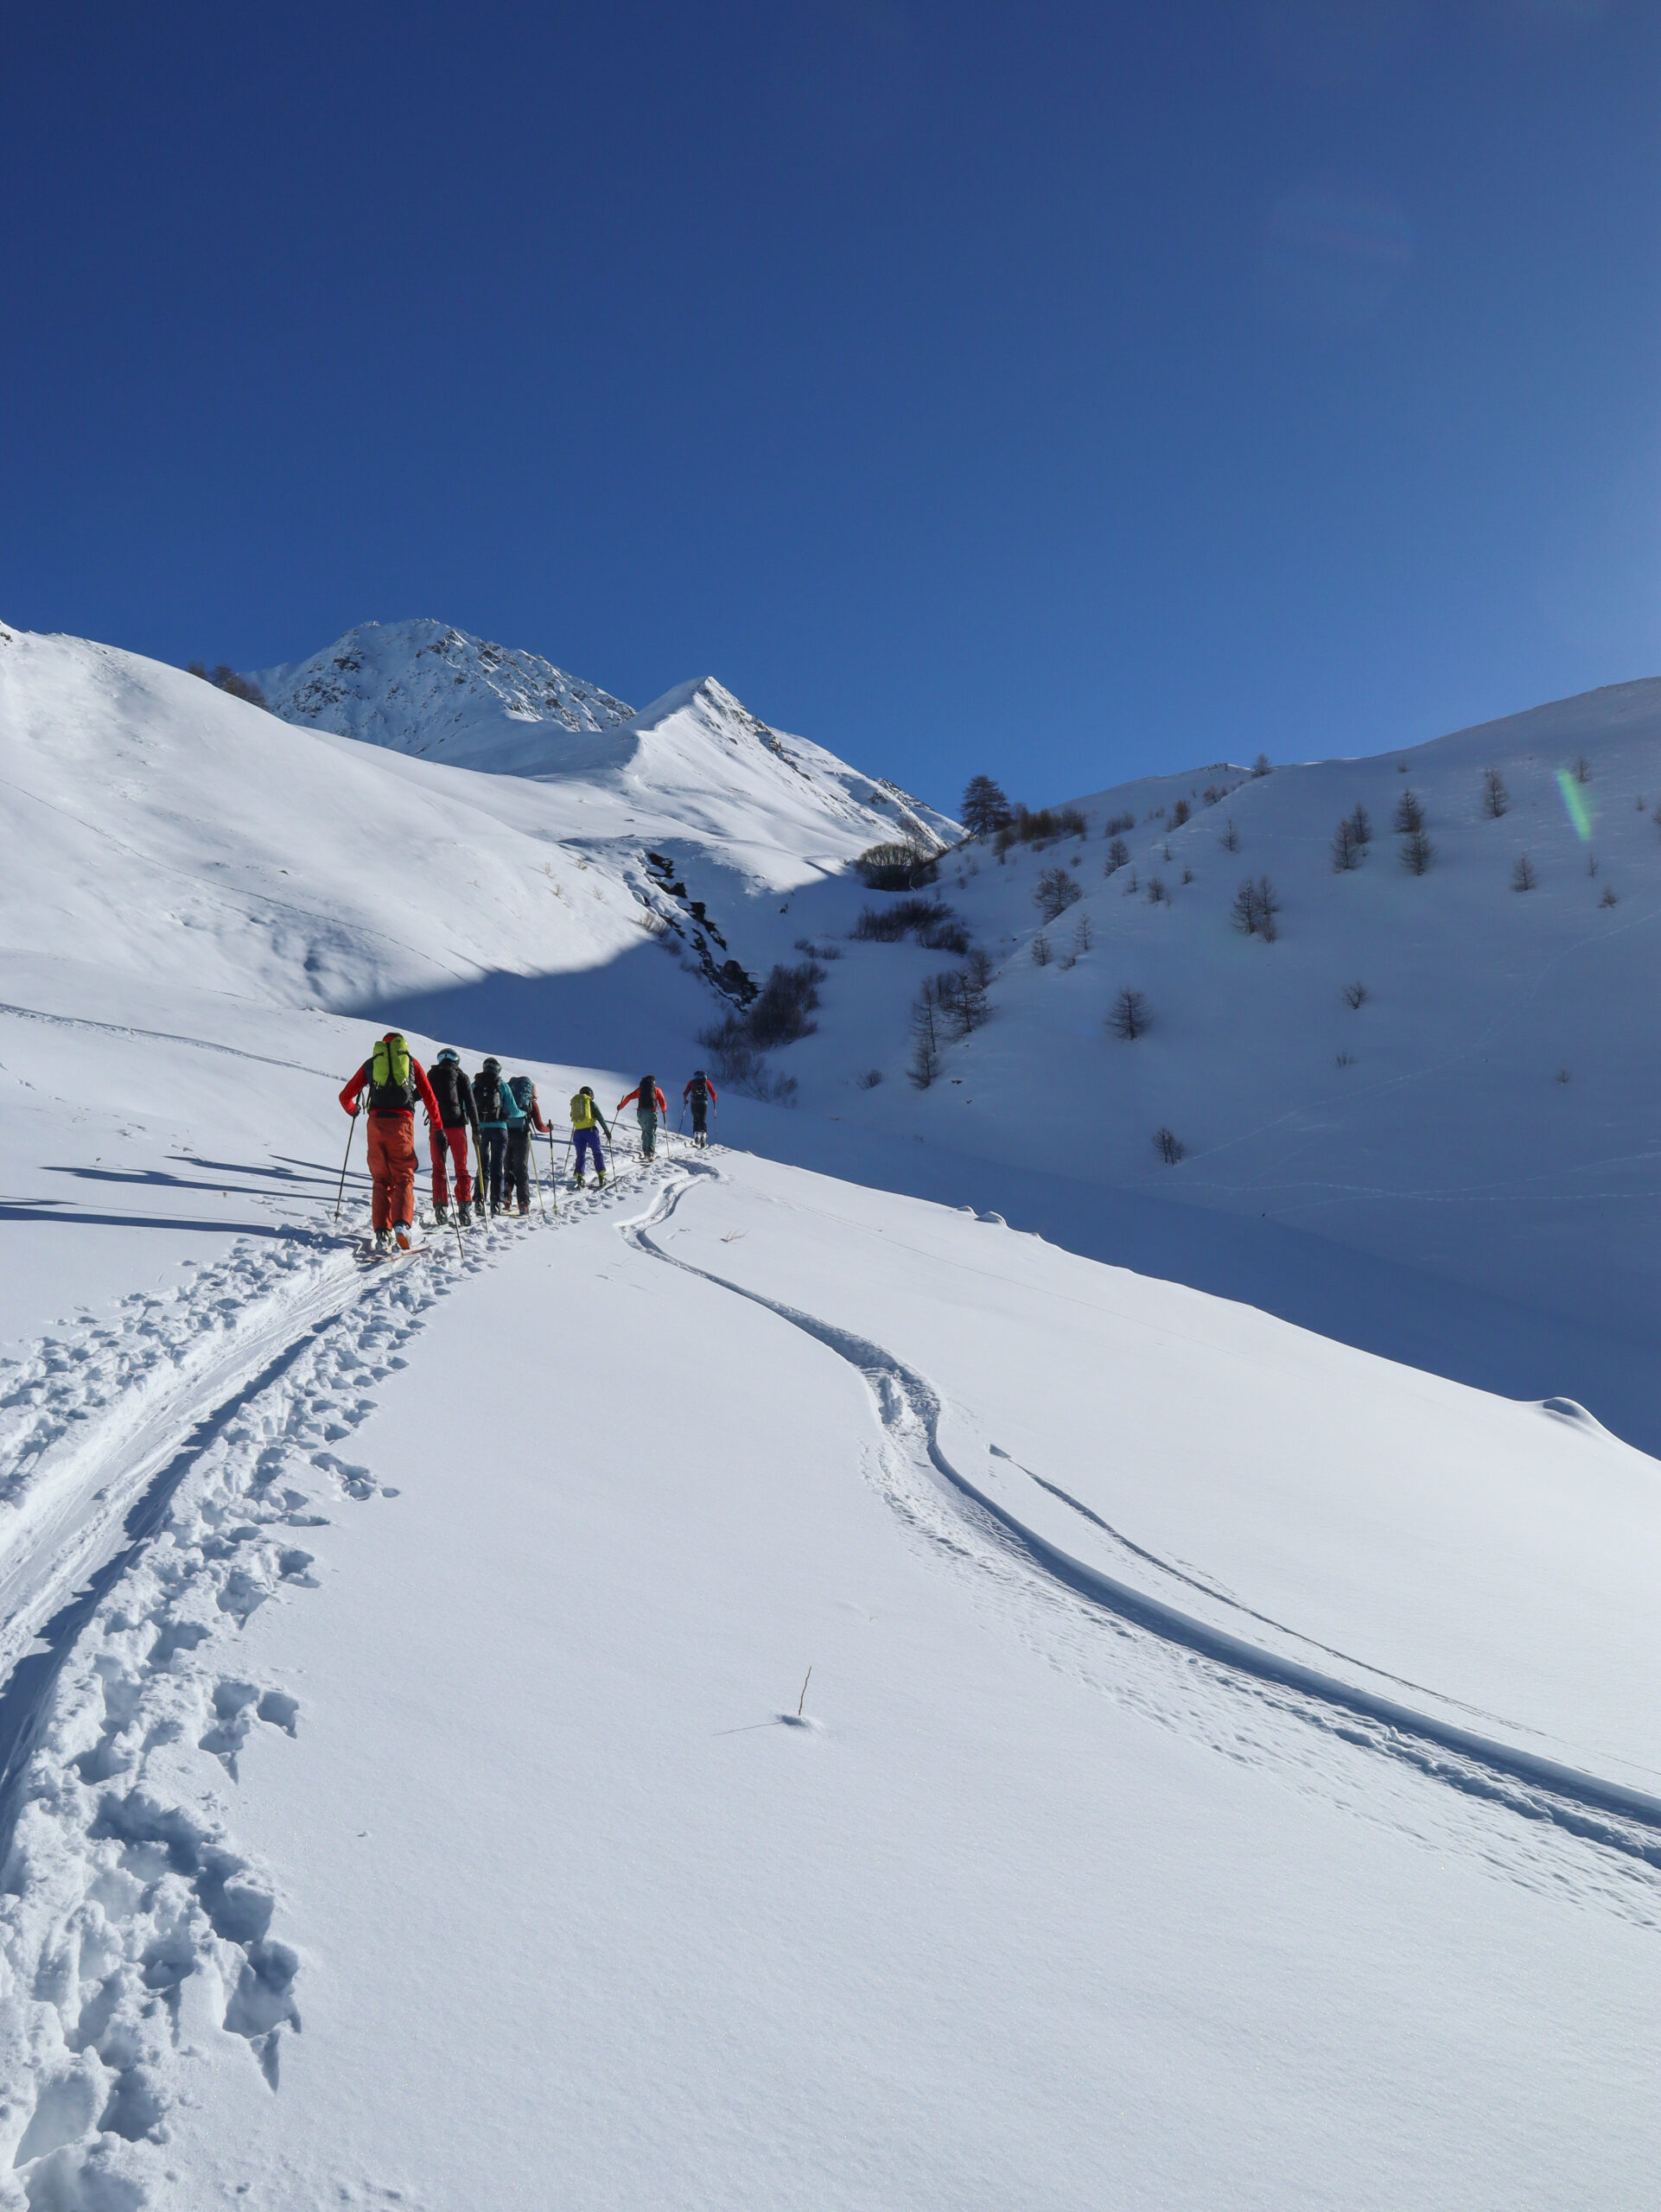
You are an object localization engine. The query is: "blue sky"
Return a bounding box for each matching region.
[3,2,1656,810]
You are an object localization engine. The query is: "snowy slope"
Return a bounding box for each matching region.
[703,679,1661,1386]
[0,1138,1655,2207]
[0,617,1657,2206]
[0,626,954,1027]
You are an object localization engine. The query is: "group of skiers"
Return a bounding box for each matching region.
[338,1033,717,1253]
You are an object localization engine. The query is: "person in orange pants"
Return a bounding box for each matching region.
[339,1032,443,1252]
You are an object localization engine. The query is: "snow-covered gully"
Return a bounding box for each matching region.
[627,1166,1661,1870]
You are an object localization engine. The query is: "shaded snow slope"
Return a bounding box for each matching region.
[0,627,953,1033]
[691,678,1661,1376]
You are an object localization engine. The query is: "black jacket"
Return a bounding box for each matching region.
[430,1059,479,1132]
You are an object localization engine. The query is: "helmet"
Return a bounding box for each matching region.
[482,1057,500,1073]
[436,1047,458,1064]
[693,1069,705,1078]
[580,1084,594,1097]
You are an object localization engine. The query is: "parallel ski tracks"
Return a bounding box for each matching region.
[0,1251,370,1700]
[627,1167,1661,1872]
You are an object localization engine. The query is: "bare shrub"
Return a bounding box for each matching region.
[1575,755,1591,785]
[1332,817,1364,872]
[852,897,951,942]
[855,840,939,890]
[855,1068,884,1089]
[1103,810,1136,836]
[1073,914,1092,953]
[917,913,971,955]
[1511,854,1537,893]
[1181,866,1194,885]
[696,1014,799,1103]
[1146,876,1169,905]
[1107,987,1152,1040]
[189,662,269,709]
[747,960,824,1046]
[1035,867,1083,922]
[1347,804,1371,846]
[1393,788,1425,835]
[1219,817,1240,854]
[1600,885,1619,907]
[1251,754,1271,778]
[1399,830,1435,875]
[1170,797,1191,827]
[997,804,1087,853]
[1335,1051,1354,1068]
[1031,931,1053,966]
[1153,1126,1186,1163]
[1481,767,1510,818]
[1231,876,1282,940]
[1121,869,1139,895]
[1342,981,1368,1009]
[1104,836,1130,874]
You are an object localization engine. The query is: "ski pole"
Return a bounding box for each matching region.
[334,1108,358,1224]
[531,1130,547,1221]
[548,1127,560,1217]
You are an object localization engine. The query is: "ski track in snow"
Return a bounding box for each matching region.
[625,1166,1661,1923]
[1,1141,1654,2200]
[0,1163,652,2206]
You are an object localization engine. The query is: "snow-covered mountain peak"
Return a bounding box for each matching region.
[620,673,958,853]
[253,620,960,860]
[251,618,634,776]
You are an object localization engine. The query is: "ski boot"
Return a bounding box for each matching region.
[595,1169,607,1188]
[395,1224,413,1252]
[434,1203,450,1227]
[457,1202,473,1227]
[374,1228,396,1255]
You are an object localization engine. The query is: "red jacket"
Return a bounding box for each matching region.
[340,1054,442,1123]
[617,1084,667,1115]
[683,1077,718,1102]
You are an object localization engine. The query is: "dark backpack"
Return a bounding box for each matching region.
[637,1076,657,1114]
[506,1075,533,1123]
[687,1073,709,1106]
[474,1068,507,1122]
[430,1059,474,1128]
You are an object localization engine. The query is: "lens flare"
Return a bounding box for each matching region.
[1555,768,1594,842]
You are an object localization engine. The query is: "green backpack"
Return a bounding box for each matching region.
[371,1033,411,1090]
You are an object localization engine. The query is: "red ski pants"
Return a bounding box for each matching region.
[366,1111,418,1232]
[430,1122,474,1208]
